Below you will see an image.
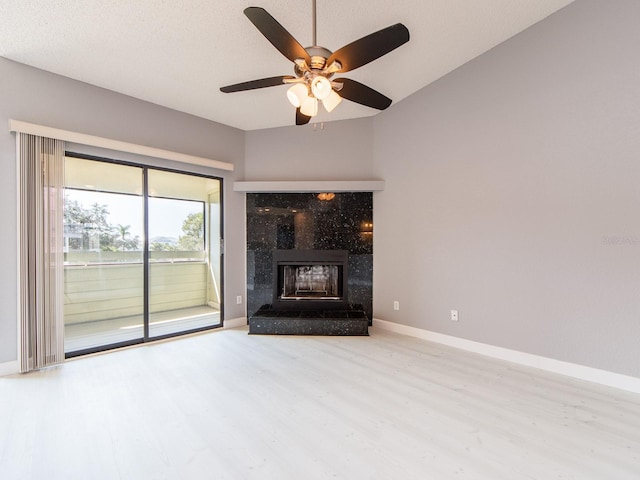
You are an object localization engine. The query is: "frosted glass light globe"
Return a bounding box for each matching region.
[287,84,308,108]
[311,76,332,100]
[300,96,318,117]
[322,89,342,112]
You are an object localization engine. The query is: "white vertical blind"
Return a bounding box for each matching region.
[18,133,65,372]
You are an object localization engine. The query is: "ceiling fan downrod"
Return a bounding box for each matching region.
[312,0,317,47]
[285,0,342,118]
[305,0,332,70]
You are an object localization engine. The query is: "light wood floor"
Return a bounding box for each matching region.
[1,327,639,479]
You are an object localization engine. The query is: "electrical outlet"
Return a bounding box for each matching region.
[450,309,459,321]
[393,301,400,311]
[236,295,243,305]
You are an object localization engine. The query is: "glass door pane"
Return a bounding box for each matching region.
[64,157,144,353]
[147,170,222,338]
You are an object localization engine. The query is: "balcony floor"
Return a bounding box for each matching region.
[65,305,221,353]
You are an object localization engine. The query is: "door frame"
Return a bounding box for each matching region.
[64,151,224,357]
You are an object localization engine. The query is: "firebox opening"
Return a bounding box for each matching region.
[272,250,349,310]
[280,264,343,300]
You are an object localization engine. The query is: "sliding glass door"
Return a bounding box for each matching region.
[63,155,223,355]
[63,158,145,352]
[147,169,222,338]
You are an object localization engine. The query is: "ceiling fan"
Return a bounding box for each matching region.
[220,1,410,125]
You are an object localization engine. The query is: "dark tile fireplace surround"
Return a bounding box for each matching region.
[246,192,373,335]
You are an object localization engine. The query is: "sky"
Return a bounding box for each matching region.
[66,189,203,241]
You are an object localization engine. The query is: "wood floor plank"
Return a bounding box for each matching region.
[1,327,639,479]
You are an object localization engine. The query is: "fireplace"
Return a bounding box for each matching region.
[251,248,367,334]
[273,250,348,310]
[246,192,373,323]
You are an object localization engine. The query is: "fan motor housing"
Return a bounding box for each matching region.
[306,46,332,69]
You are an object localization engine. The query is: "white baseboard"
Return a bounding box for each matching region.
[223,316,248,329]
[0,360,19,377]
[373,318,640,395]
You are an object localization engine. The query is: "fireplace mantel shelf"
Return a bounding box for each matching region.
[233,180,384,193]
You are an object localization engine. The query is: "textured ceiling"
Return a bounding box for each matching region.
[0,0,574,131]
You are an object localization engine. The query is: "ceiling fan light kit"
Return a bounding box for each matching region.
[286,83,308,108]
[300,95,319,117]
[220,1,410,125]
[322,89,342,112]
[311,75,332,100]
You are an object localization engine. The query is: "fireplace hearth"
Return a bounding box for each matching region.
[246,249,368,334]
[249,304,369,335]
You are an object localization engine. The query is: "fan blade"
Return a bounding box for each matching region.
[296,108,311,126]
[220,76,295,93]
[334,78,392,110]
[327,23,409,73]
[244,7,311,64]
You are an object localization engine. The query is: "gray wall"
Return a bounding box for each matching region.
[374,0,640,377]
[0,58,246,364]
[244,0,640,378]
[245,117,374,180]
